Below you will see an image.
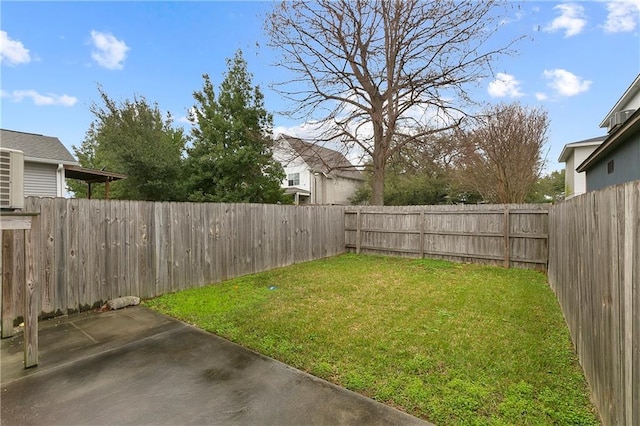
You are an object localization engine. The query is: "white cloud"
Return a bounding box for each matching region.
[604,0,640,33]
[542,69,592,97]
[0,31,31,66]
[544,3,587,37]
[487,73,524,98]
[535,92,549,101]
[90,30,129,70]
[274,121,330,141]
[2,89,77,106]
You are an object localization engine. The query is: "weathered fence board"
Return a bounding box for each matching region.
[1,212,40,366]
[548,180,639,426]
[2,198,346,322]
[345,204,549,271]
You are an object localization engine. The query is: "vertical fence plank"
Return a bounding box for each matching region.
[41,198,55,314]
[24,217,38,368]
[55,198,67,314]
[120,200,130,297]
[128,201,140,298]
[503,206,510,268]
[154,202,168,296]
[78,199,90,311]
[67,198,79,313]
[548,181,639,426]
[138,202,154,299]
[356,208,361,254]
[15,198,349,321]
[12,230,24,322]
[1,230,15,337]
[108,200,119,298]
[344,204,547,269]
[89,200,101,307]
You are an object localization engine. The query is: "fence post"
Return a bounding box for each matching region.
[503,206,510,268]
[419,211,425,258]
[0,212,39,367]
[356,207,361,254]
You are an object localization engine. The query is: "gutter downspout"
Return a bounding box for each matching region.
[56,164,65,197]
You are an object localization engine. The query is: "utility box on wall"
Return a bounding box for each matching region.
[0,148,25,210]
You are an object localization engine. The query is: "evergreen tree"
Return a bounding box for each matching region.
[185,50,286,203]
[69,87,187,201]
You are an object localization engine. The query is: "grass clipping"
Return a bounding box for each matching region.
[145,254,599,425]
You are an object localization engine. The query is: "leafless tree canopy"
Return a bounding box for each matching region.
[455,103,549,204]
[266,0,517,204]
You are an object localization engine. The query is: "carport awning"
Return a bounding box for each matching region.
[64,165,126,184]
[64,165,126,199]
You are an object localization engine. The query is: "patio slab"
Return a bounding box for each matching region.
[1,306,431,426]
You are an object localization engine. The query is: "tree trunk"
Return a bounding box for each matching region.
[371,155,385,206]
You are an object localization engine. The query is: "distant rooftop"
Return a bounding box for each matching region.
[558,135,606,163]
[278,135,364,181]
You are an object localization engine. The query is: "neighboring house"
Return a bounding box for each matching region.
[558,136,605,199]
[273,134,364,205]
[577,74,640,191]
[1,129,79,197]
[0,128,125,200]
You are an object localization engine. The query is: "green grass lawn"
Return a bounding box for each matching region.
[145,254,599,425]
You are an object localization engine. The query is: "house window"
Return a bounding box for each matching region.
[607,159,614,174]
[287,173,300,186]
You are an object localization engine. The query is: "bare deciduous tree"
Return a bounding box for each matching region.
[455,103,549,203]
[266,0,518,205]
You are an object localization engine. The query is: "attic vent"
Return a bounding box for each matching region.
[609,109,636,132]
[0,148,25,210]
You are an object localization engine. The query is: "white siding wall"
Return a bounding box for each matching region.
[273,144,312,191]
[24,161,57,197]
[565,155,576,198]
[325,176,362,205]
[619,93,640,112]
[273,141,363,204]
[282,160,311,192]
[565,145,601,199]
[571,146,600,197]
[572,147,592,197]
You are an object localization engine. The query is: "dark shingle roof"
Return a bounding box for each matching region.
[279,135,363,181]
[0,129,77,164]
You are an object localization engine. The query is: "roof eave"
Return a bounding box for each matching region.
[558,139,605,162]
[599,73,640,128]
[25,156,79,166]
[578,108,640,172]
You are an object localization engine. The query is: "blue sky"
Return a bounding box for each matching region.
[1,1,639,173]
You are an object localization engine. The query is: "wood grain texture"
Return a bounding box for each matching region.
[345,204,548,270]
[548,180,639,426]
[8,199,346,321]
[24,217,38,367]
[1,230,15,337]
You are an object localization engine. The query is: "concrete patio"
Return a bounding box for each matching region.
[1,306,431,426]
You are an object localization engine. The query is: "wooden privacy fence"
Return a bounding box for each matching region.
[345,204,549,271]
[1,197,345,325]
[548,180,639,426]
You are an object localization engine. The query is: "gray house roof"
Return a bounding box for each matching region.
[557,135,606,163]
[0,129,78,165]
[278,135,364,181]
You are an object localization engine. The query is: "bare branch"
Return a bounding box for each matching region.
[266,0,520,204]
